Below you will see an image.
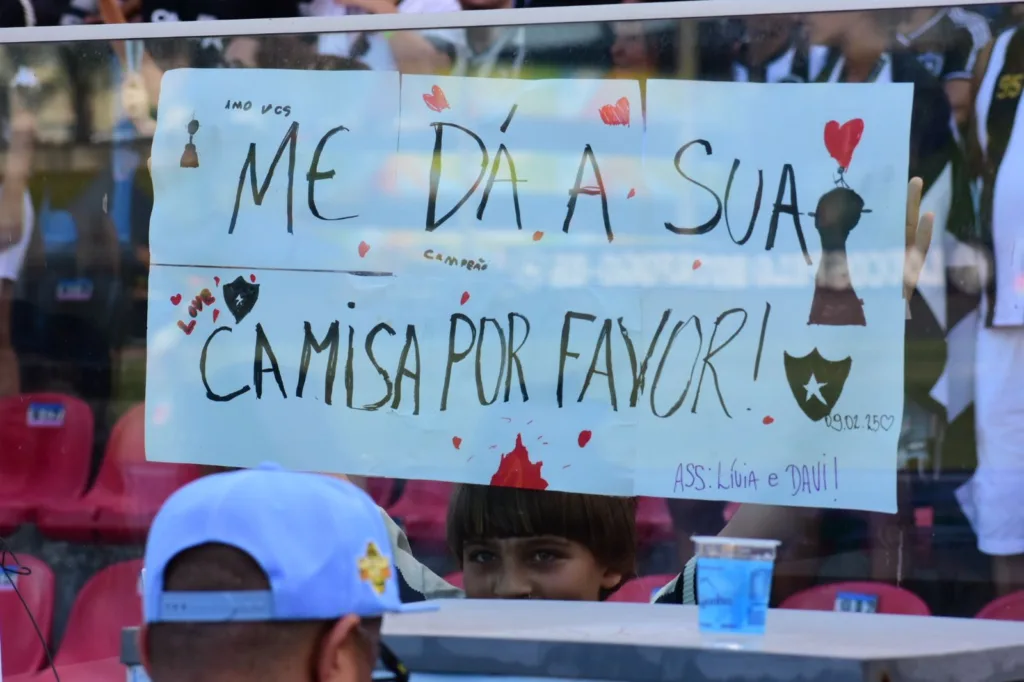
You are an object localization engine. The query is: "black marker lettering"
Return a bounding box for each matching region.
[254,323,287,399]
[557,311,596,408]
[766,163,811,264]
[295,321,340,405]
[692,308,747,417]
[200,326,251,401]
[229,120,298,235]
[441,313,476,411]
[306,125,358,222]
[427,123,489,231]
[665,140,721,235]
[364,323,396,411]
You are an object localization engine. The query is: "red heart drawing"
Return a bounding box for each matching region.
[460,291,470,305]
[213,309,220,323]
[577,430,592,448]
[627,188,636,199]
[423,85,450,113]
[177,320,196,336]
[358,241,371,258]
[763,416,775,425]
[532,231,544,242]
[599,97,630,127]
[213,276,220,286]
[249,274,257,283]
[170,294,182,306]
[452,436,463,450]
[692,259,702,270]
[823,118,865,170]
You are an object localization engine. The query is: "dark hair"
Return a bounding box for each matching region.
[146,544,332,682]
[446,485,638,577]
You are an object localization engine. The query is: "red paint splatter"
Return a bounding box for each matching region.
[762,416,775,425]
[422,85,450,113]
[358,241,371,258]
[460,291,470,305]
[490,433,548,490]
[177,320,196,335]
[170,294,182,306]
[452,436,463,450]
[578,430,592,448]
[213,309,220,323]
[599,97,630,127]
[692,259,702,270]
[249,274,257,283]
[214,276,220,286]
[532,231,544,242]
[578,186,603,196]
[627,188,636,199]
[823,118,865,170]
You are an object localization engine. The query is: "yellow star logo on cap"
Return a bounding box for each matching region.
[358,541,392,595]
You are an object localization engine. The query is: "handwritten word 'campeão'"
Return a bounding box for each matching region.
[423,249,488,272]
[674,455,839,498]
[197,302,773,420]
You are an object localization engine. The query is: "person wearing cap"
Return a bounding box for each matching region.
[139,463,428,682]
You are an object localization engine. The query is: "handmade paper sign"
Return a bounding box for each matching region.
[147,73,912,513]
[148,68,400,273]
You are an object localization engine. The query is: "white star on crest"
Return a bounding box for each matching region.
[803,374,827,404]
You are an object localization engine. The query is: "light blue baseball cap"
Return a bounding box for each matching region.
[143,462,433,623]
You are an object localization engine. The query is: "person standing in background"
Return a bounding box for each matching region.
[730,14,828,83]
[956,20,1024,598]
[0,67,37,398]
[897,7,992,129]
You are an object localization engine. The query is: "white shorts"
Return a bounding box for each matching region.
[0,187,34,283]
[956,324,1024,556]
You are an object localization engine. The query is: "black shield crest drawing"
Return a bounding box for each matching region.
[223,276,260,324]
[783,349,852,422]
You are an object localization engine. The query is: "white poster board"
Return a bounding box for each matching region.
[147,69,912,512]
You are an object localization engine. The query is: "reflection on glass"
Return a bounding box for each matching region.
[0,6,1021,635]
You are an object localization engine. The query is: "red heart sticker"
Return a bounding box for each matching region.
[423,85,450,113]
[177,320,197,336]
[358,241,371,258]
[599,97,630,127]
[823,119,865,170]
[170,294,182,306]
[460,291,470,305]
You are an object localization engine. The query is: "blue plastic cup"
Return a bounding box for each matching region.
[692,536,781,637]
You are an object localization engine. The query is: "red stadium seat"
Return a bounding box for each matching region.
[608,575,676,603]
[444,572,464,589]
[22,656,123,682]
[54,559,142,666]
[0,393,93,532]
[366,477,398,507]
[387,480,453,546]
[0,555,55,676]
[780,581,931,616]
[976,591,1024,621]
[635,498,673,546]
[38,404,204,543]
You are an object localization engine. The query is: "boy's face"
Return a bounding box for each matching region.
[460,535,624,601]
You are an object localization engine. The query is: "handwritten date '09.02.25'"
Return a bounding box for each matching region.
[824,413,895,433]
